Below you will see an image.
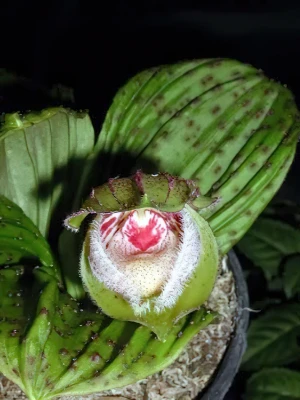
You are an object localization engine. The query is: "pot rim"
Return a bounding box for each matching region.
[199,249,249,400]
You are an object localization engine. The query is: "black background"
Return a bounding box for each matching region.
[2,2,300,398]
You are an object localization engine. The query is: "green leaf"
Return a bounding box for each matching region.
[242,303,300,371]
[0,195,60,282]
[91,58,299,254]
[0,108,94,238]
[58,229,85,299]
[246,368,300,400]
[0,265,214,400]
[283,255,300,299]
[43,307,214,399]
[0,197,215,399]
[237,218,300,279]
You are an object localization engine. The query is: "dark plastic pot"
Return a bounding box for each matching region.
[199,250,249,400]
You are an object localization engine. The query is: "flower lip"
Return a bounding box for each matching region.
[88,206,202,314]
[123,209,168,253]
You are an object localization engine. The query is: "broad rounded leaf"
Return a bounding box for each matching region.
[242,303,300,371]
[92,58,300,254]
[0,198,215,399]
[0,108,94,237]
[0,266,214,400]
[237,218,300,279]
[246,368,300,400]
[0,195,59,281]
[283,255,300,299]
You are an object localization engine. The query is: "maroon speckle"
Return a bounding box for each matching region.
[267,109,274,116]
[40,307,49,315]
[242,100,251,107]
[91,332,99,341]
[211,60,223,67]
[27,356,35,365]
[131,127,140,136]
[12,368,19,376]
[214,166,222,174]
[265,162,272,168]
[59,348,69,356]
[133,170,144,194]
[70,361,78,370]
[229,230,237,236]
[245,210,252,216]
[91,352,101,362]
[107,339,116,347]
[250,162,257,168]
[212,105,221,114]
[191,97,201,105]
[54,327,64,337]
[10,329,19,337]
[187,120,194,127]
[233,92,239,98]
[262,145,269,153]
[201,75,213,85]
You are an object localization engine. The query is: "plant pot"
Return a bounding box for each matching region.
[199,250,249,400]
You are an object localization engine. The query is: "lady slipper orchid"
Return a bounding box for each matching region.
[64,171,219,340]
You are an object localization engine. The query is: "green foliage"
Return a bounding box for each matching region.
[237,218,300,279]
[0,195,60,282]
[283,255,300,299]
[1,59,300,399]
[93,58,300,254]
[242,303,300,370]
[246,368,300,400]
[238,201,300,398]
[0,108,94,238]
[0,196,214,400]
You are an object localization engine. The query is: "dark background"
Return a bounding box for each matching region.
[2,2,300,398]
[2,1,300,207]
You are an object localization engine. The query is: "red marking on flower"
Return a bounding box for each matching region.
[100,216,117,235]
[124,211,166,252]
[134,170,145,193]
